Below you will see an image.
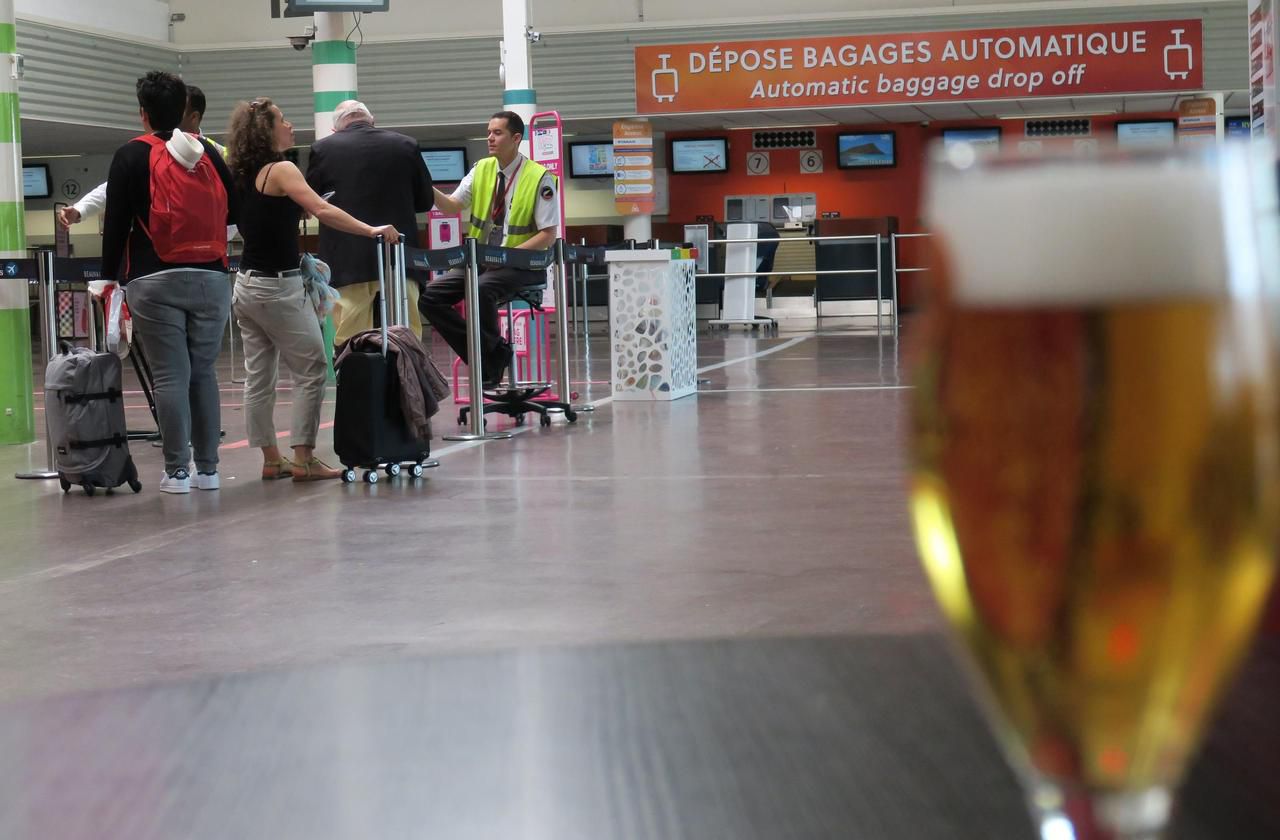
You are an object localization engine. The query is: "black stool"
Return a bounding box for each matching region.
[457,284,577,428]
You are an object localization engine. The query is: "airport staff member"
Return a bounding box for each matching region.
[419,110,559,388]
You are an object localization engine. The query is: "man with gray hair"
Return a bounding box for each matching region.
[306,99,434,344]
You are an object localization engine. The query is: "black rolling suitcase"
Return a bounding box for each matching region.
[333,238,431,484]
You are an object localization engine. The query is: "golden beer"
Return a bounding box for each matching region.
[911,147,1280,830]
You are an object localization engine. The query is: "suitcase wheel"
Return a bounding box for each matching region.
[128,479,142,493]
[363,470,379,485]
[59,477,71,493]
[410,463,425,479]
[82,483,95,497]
[341,469,357,484]
[385,463,401,479]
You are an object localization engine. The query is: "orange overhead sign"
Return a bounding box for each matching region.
[635,20,1202,115]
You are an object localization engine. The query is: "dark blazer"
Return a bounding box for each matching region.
[306,123,433,288]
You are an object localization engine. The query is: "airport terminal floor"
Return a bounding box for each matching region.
[1,320,1279,839]
[0,322,930,701]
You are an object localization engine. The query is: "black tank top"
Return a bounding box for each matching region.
[238,162,303,273]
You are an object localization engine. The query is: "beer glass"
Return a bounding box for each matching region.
[909,144,1280,838]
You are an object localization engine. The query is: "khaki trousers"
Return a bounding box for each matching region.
[232,270,328,449]
[331,280,422,346]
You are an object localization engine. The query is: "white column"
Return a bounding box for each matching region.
[501,0,536,155]
[312,12,357,141]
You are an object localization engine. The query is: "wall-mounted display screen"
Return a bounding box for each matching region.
[22,164,50,199]
[1115,120,1176,148]
[941,127,1002,151]
[420,148,467,183]
[1225,116,1251,139]
[836,132,895,169]
[568,142,614,178]
[671,138,729,173]
[287,0,390,12]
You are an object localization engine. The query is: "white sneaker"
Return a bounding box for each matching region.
[160,468,191,494]
[194,471,220,491]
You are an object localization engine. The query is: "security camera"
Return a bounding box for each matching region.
[525,25,541,43]
[920,120,930,127]
[288,34,313,51]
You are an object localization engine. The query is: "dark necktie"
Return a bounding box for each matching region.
[492,172,507,226]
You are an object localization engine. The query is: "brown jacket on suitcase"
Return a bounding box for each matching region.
[336,325,448,442]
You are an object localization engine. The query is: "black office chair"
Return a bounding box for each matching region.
[456,281,577,428]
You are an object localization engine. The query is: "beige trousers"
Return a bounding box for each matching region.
[331,279,422,346]
[232,270,328,449]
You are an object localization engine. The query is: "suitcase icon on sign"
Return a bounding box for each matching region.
[652,54,679,103]
[1164,29,1193,81]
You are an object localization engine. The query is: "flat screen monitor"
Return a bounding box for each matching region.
[22,164,50,199]
[1226,116,1251,139]
[1115,120,1176,148]
[670,138,729,174]
[836,132,895,169]
[942,127,1002,151]
[568,142,614,178]
[420,148,467,183]
[286,0,390,12]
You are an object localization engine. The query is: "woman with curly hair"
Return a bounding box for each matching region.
[226,98,401,482]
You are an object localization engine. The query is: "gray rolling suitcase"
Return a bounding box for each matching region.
[44,344,142,496]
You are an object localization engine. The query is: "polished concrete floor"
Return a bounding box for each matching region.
[0,320,938,702]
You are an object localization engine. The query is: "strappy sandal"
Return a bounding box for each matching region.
[292,457,342,482]
[261,458,295,480]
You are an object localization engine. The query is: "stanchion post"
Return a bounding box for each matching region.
[553,239,572,409]
[16,250,60,480]
[444,239,510,441]
[874,233,883,336]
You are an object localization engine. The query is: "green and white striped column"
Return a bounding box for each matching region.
[312,12,357,140]
[310,12,354,367]
[502,0,536,156]
[0,1,33,445]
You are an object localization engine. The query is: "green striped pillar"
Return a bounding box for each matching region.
[0,3,33,444]
[501,0,536,155]
[311,12,356,140]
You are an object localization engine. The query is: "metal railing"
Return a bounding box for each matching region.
[889,232,931,339]
[15,250,58,480]
[703,233,893,334]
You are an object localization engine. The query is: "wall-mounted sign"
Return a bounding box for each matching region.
[635,21,1203,114]
[799,150,824,174]
[1248,1,1274,140]
[613,120,655,215]
[746,151,770,175]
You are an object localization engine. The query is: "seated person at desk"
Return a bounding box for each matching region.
[418,110,559,388]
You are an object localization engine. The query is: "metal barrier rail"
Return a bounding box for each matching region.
[16,250,59,480]
[704,232,890,334]
[889,232,931,339]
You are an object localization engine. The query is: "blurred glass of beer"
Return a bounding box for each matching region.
[910,145,1280,836]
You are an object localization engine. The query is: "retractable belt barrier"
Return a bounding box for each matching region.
[404,244,467,274]
[444,239,588,442]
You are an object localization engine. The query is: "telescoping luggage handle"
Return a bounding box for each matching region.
[374,234,413,358]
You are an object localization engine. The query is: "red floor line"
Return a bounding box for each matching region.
[221,421,336,451]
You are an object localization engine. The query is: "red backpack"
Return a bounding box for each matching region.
[133,134,228,265]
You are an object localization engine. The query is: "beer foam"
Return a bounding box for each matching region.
[927,153,1245,305]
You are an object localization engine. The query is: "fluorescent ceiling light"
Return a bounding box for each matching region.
[736,121,839,130]
[998,111,1115,120]
[23,154,82,159]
